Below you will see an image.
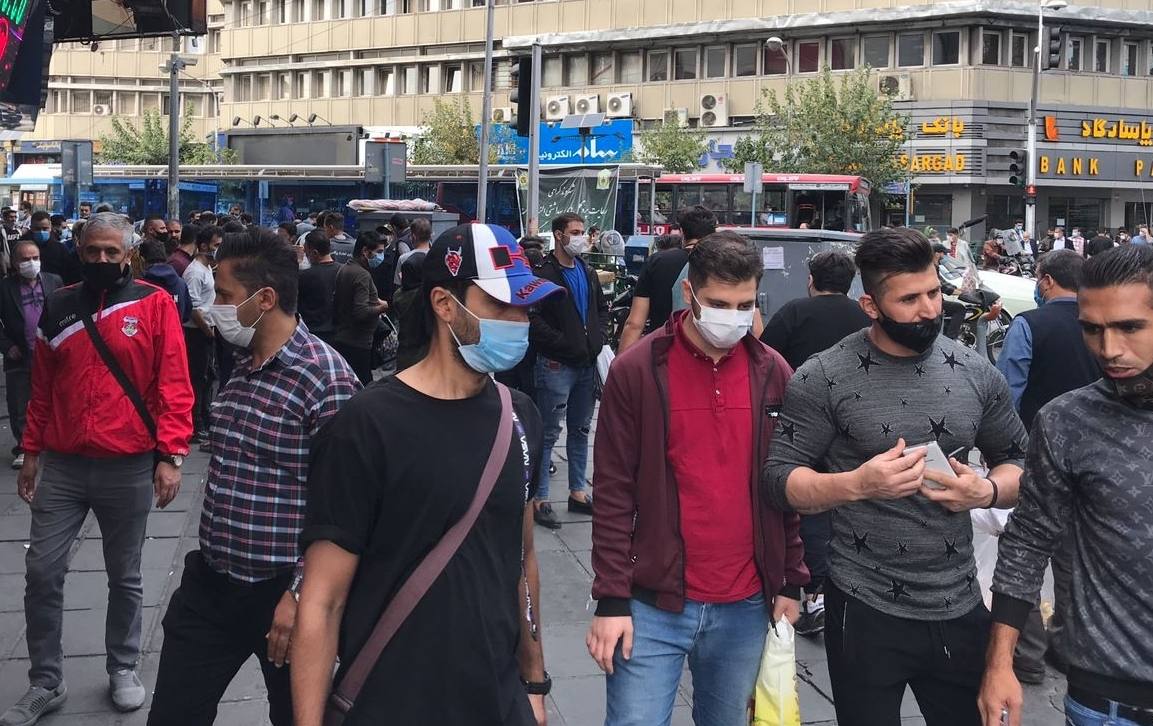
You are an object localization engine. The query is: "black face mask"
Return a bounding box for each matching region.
[82,262,127,294]
[876,305,943,354]
[1109,364,1153,410]
[156,232,171,244]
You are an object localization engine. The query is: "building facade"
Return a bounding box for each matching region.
[24,0,1153,235]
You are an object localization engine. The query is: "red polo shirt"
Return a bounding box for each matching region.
[666,313,761,603]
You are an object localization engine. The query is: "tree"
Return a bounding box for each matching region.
[97,110,236,165]
[410,97,513,165]
[724,67,909,189]
[635,117,709,173]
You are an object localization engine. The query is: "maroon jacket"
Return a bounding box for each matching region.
[591,313,809,616]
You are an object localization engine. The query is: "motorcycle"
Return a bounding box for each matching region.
[946,217,1013,363]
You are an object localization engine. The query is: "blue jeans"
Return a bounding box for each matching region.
[605,595,769,726]
[1065,695,1148,726]
[533,358,596,501]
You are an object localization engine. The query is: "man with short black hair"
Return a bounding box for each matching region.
[618,206,717,352]
[292,223,560,726]
[528,212,605,529]
[25,212,70,282]
[590,231,806,724]
[325,213,356,264]
[166,220,183,253]
[182,227,223,443]
[167,223,200,277]
[332,231,389,384]
[766,227,1028,726]
[149,230,359,726]
[78,202,92,220]
[980,244,1153,726]
[393,219,434,372]
[760,249,870,635]
[141,215,170,249]
[298,231,340,345]
[139,239,192,323]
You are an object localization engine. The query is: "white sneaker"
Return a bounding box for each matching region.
[0,683,67,726]
[109,670,145,712]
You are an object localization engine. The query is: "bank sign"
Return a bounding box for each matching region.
[1037,111,1153,183]
[490,120,633,165]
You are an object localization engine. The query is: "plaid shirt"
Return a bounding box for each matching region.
[200,322,360,582]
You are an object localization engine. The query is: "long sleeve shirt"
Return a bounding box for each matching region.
[996,316,1033,410]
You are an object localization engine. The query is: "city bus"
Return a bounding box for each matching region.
[636,173,873,234]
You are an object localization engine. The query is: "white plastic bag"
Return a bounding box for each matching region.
[596,345,615,385]
[751,619,801,726]
[971,508,1011,608]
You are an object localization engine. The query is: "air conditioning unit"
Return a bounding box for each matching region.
[664,107,689,127]
[699,93,728,127]
[876,73,913,101]
[574,94,599,114]
[491,106,515,124]
[606,92,633,118]
[544,94,571,121]
[93,103,111,116]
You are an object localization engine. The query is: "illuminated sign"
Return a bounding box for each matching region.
[1044,116,1060,141]
[0,0,32,93]
[920,117,965,138]
[899,153,967,173]
[1080,117,1153,147]
[1038,156,1100,176]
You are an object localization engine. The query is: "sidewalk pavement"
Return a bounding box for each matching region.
[0,409,1067,725]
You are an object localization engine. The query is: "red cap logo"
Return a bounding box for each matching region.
[445,246,463,277]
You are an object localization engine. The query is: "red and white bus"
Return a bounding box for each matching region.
[636,173,873,235]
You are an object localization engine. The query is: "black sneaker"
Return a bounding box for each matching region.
[794,608,825,636]
[567,494,593,516]
[533,503,561,530]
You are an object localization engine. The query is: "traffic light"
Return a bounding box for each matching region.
[1043,26,1064,70]
[508,56,533,137]
[1008,149,1028,187]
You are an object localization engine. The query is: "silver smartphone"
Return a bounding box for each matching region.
[904,441,954,490]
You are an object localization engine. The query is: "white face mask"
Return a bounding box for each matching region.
[18,259,40,280]
[690,285,754,350]
[564,234,590,257]
[208,289,266,348]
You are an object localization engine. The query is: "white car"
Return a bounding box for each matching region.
[974,268,1037,318]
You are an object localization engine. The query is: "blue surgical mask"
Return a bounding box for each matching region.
[447,294,529,373]
[1034,284,1045,307]
[368,250,385,269]
[32,230,50,243]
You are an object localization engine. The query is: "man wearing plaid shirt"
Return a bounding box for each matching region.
[148,229,360,726]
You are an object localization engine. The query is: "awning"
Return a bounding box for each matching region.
[0,163,61,190]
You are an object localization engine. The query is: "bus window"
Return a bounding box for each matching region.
[637,183,654,224]
[823,192,848,232]
[654,188,674,224]
[702,186,730,224]
[733,188,787,226]
[850,193,872,232]
[677,184,705,209]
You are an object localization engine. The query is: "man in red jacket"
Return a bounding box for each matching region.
[587,231,807,726]
[1,212,193,726]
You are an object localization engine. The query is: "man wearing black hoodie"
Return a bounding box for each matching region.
[528,212,607,529]
[140,239,192,323]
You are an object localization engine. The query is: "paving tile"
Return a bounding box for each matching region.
[538,550,593,627]
[8,607,160,659]
[61,570,171,610]
[0,512,32,542]
[0,541,29,574]
[69,537,180,573]
[554,521,593,553]
[540,623,602,678]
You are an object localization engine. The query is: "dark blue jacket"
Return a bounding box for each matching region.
[143,263,192,323]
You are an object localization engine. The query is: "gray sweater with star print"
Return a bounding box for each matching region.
[765,329,1028,620]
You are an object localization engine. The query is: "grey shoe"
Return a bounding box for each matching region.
[109,669,145,712]
[0,684,67,726]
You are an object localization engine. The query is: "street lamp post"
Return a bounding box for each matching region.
[1026,0,1067,236]
[476,0,496,223]
[163,53,197,223]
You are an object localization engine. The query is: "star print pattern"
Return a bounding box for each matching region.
[779,422,796,442]
[766,333,1030,619]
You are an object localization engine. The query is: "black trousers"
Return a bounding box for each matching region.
[183,328,214,433]
[824,582,990,726]
[5,365,30,455]
[333,341,373,386]
[798,511,831,594]
[148,551,293,726]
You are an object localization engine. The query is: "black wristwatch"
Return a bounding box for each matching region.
[157,454,184,468]
[522,671,551,696]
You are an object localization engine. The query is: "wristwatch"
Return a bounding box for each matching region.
[522,671,551,696]
[157,454,184,468]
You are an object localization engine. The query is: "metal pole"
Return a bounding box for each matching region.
[526,42,542,230]
[475,0,496,223]
[905,184,912,227]
[1025,4,1043,237]
[750,188,757,227]
[167,53,181,222]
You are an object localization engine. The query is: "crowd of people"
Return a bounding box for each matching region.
[0,199,1148,726]
[979,219,1152,269]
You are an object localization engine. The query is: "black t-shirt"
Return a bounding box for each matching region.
[301,378,542,726]
[298,261,341,336]
[633,247,690,332]
[759,293,872,371]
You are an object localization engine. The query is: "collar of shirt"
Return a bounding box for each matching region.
[233,319,312,376]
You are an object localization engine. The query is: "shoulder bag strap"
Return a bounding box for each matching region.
[80,307,158,440]
[328,382,513,718]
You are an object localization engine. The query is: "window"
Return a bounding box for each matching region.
[184,95,205,117]
[1011,32,1028,67]
[237,0,251,25]
[275,72,291,99]
[444,64,463,93]
[379,0,397,13]
[312,70,327,96]
[932,31,961,65]
[420,66,437,94]
[764,44,788,75]
[1067,36,1082,70]
[673,48,698,80]
[704,46,726,78]
[402,66,418,94]
[376,67,395,94]
[333,69,348,96]
[618,51,642,83]
[1094,39,1110,73]
[140,36,158,51]
[647,49,669,82]
[591,52,614,84]
[335,0,349,17]
[829,38,856,70]
[293,0,304,20]
[981,30,1001,65]
[733,43,758,76]
[862,35,889,68]
[293,71,308,98]
[541,56,562,87]
[566,54,589,85]
[254,0,268,24]
[1122,42,1138,76]
[255,74,271,100]
[141,93,160,113]
[312,0,324,20]
[235,75,252,101]
[160,94,171,115]
[115,91,137,115]
[897,32,925,66]
[797,40,820,72]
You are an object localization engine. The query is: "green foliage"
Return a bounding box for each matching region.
[97,110,236,165]
[411,97,511,165]
[635,117,709,173]
[724,67,909,189]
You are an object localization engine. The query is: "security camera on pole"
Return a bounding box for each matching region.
[1025,0,1067,236]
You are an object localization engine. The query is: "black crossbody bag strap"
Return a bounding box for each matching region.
[80,310,158,440]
